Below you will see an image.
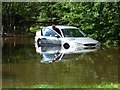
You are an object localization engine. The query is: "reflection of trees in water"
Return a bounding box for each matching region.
[2,38,118,86]
[3,37,34,45]
[2,37,36,63]
[2,43,34,63]
[76,46,118,84]
[93,46,118,83]
[58,46,118,84]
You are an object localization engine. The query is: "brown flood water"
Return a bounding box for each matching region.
[2,37,119,88]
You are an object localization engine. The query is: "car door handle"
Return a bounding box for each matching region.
[42,38,47,40]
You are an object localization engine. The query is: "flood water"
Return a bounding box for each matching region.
[2,37,119,88]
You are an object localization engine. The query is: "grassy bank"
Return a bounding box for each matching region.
[31,83,119,88]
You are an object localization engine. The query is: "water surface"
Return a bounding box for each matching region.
[2,37,118,88]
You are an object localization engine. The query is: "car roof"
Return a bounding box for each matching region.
[46,25,78,29]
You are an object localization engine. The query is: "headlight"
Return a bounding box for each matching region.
[96,42,101,46]
[75,42,83,47]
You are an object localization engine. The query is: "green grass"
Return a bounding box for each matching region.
[31,83,119,88]
[2,83,119,89]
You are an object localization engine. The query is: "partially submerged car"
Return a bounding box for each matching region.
[35,44,98,63]
[35,25,100,50]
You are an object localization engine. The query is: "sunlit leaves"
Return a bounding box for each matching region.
[2,2,119,44]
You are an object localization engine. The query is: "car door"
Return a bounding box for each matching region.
[41,28,61,46]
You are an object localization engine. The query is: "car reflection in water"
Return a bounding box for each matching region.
[35,41,100,63]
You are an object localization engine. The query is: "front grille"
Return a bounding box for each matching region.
[84,43,96,46]
[84,47,96,49]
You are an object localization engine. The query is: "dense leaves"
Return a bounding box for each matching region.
[2,2,120,44]
[2,2,41,34]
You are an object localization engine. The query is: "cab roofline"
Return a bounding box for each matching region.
[46,25,78,29]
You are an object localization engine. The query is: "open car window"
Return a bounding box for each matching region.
[42,28,61,38]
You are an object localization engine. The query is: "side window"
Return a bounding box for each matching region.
[42,28,60,37]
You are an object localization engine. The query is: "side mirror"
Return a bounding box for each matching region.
[84,35,87,37]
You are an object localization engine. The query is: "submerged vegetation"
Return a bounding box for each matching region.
[2,2,120,45]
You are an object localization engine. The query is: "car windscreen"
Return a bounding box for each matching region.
[61,28,85,37]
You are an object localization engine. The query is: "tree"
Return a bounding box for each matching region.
[2,2,41,35]
[2,2,119,44]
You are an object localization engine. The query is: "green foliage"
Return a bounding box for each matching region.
[30,25,40,33]
[2,2,41,34]
[2,2,120,45]
[37,2,119,45]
